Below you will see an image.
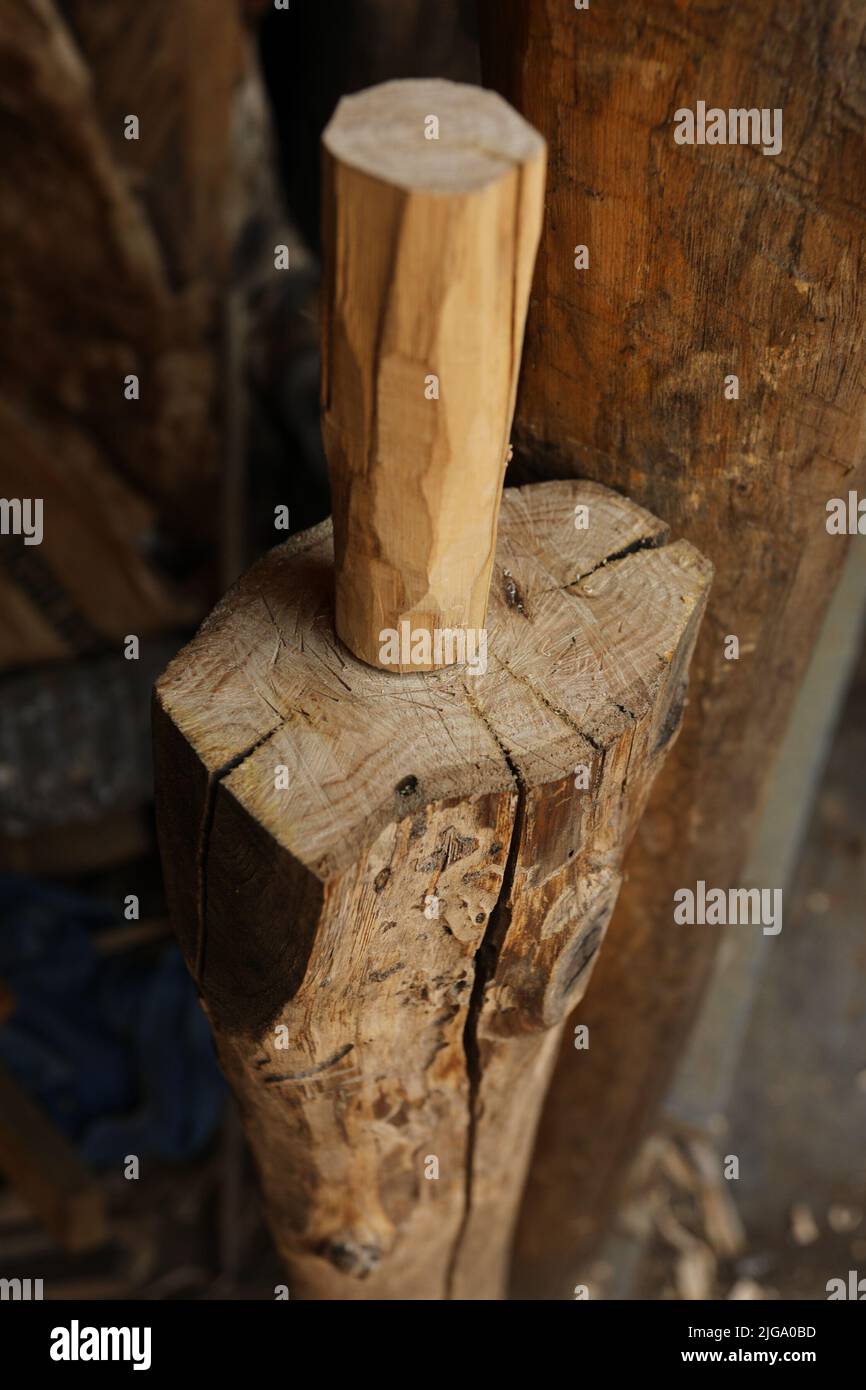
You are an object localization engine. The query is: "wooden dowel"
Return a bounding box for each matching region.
[321,79,546,670]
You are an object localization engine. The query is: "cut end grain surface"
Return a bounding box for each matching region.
[323,78,544,194]
[157,481,706,888]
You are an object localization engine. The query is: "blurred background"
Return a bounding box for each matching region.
[0,0,863,1300]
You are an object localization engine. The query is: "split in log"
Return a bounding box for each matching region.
[154,479,711,1299]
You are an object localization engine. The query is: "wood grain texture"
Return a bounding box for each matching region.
[321,79,546,670]
[60,0,246,284]
[154,479,711,1298]
[477,0,866,1296]
[0,0,243,668]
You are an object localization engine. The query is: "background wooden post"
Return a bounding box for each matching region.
[477,0,866,1296]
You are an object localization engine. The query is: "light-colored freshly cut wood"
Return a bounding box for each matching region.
[154,479,711,1299]
[321,79,546,671]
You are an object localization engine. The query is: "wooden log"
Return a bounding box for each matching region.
[0,813,151,878]
[154,479,711,1299]
[0,1063,108,1253]
[59,0,246,285]
[0,399,198,671]
[321,79,546,670]
[0,0,221,532]
[0,647,174,841]
[477,0,866,1295]
[0,0,245,670]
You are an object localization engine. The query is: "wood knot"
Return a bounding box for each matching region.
[502,568,526,614]
[319,1236,382,1278]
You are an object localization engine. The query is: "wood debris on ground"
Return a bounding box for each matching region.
[616,1121,775,1301]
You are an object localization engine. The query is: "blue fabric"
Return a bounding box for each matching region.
[0,875,225,1167]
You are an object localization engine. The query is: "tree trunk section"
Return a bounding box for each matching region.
[154,480,711,1298]
[477,0,866,1296]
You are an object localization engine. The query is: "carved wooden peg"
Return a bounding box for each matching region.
[320,78,546,671]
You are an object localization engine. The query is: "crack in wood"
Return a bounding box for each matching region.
[194,724,283,983]
[445,684,523,1298]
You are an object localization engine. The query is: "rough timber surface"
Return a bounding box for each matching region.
[154,479,711,1299]
[478,0,866,1297]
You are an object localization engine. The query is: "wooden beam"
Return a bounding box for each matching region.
[477,0,866,1296]
[154,480,710,1298]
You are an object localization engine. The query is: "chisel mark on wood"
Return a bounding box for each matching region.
[263,1044,355,1086]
